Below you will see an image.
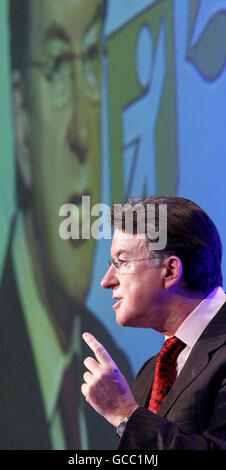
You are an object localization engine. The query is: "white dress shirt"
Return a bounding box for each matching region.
[173,286,226,376]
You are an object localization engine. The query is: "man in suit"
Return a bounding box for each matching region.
[82,195,226,449]
[0,0,133,449]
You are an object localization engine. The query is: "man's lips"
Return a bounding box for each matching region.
[112,298,123,310]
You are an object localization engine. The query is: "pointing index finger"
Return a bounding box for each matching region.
[82,332,114,366]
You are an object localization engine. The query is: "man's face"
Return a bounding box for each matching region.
[24,0,104,302]
[101,229,166,331]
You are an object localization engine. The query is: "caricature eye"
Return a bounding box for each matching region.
[86,43,100,62]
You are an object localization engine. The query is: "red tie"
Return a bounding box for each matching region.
[58,356,81,449]
[148,336,185,413]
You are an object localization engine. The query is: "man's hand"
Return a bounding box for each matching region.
[81,332,139,428]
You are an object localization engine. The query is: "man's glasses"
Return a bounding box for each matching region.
[108,257,163,274]
[25,44,103,108]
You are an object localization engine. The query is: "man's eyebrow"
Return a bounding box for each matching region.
[113,249,130,258]
[43,23,70,44]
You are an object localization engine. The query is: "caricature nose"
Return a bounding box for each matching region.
[101,265,119,290]
[67,64,89,163]
[67,111,88,162]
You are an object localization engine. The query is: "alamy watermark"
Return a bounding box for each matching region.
[59,196,167,250]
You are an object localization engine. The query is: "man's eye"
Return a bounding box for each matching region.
[118,259,130,267]
[112,259,123,269]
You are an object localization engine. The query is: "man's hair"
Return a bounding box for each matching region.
[111,195,223,297]
[9,0,30,74]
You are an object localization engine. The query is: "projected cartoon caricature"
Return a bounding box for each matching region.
[0,0,132,450]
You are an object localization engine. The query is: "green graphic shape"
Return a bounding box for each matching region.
[107,0,178,203]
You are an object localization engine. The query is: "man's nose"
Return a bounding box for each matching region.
[101,265,119,289]
[67,63,89,163]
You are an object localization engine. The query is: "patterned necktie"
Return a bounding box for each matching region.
[148,336,186,413]
[58,355,81,449]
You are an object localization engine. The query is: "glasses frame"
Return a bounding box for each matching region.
[22,44,107,105]
[25,47,100,78]
[108,256,163,271]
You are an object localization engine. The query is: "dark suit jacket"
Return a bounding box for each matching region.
[0,247,133,450]
[118,301,226,450]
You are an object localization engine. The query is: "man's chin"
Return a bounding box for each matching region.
[115,309,144,328]
[115,307,134,327]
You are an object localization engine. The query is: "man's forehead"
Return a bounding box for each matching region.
[111,229,147,257]
[29,0,104,48]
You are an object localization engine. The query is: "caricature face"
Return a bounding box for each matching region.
[18,0,104,303]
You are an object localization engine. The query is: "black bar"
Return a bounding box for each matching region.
[0,450,224,468]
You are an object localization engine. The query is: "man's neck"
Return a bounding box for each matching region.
[162,290,205,336]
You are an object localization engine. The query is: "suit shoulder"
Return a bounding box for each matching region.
[135,354,158,380]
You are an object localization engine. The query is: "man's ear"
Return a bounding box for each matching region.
[12,70,32,188]
[161,256,183,290]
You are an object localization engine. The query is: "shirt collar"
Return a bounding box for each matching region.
[175,286,226,349]
[12,213,81,423]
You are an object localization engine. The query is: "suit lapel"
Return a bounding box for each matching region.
[157,341,209,417]
[158,302,226,418]
[133,355,158,407]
